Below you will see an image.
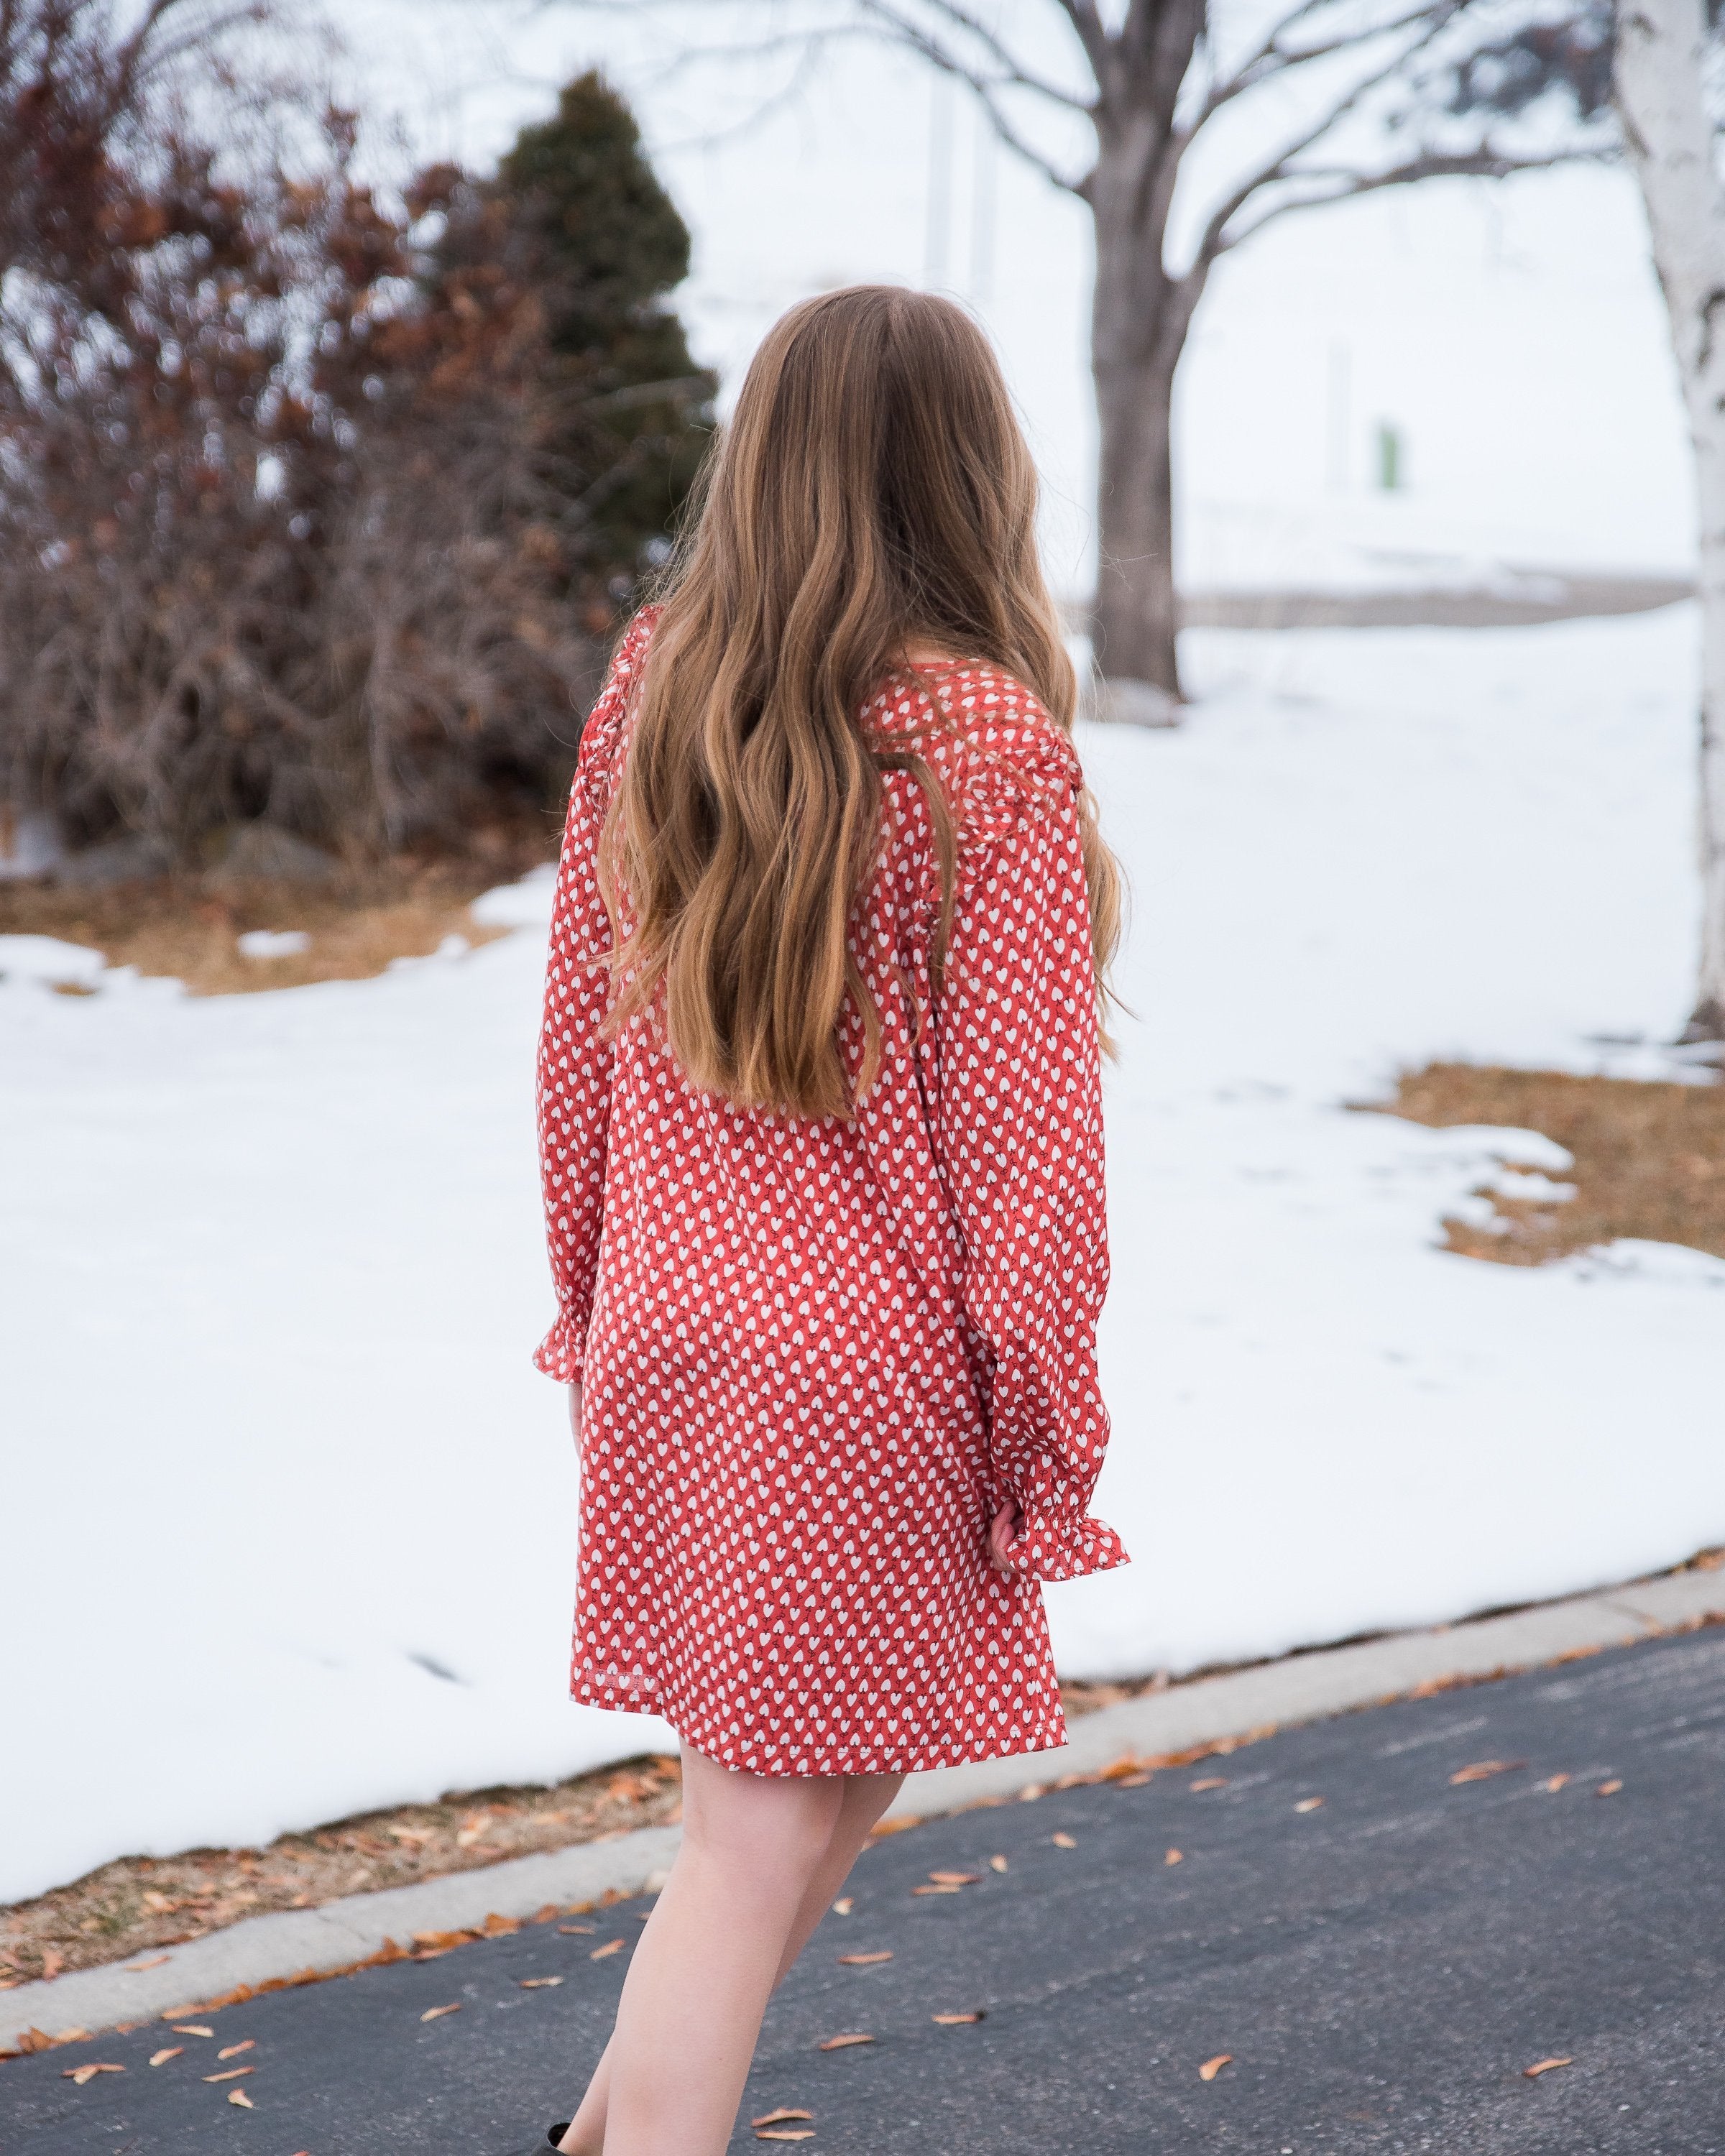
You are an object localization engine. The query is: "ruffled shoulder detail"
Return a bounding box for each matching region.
[574,607,661,818]
[866,661,1085,893]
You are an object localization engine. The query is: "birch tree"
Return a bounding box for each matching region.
[1449,0,1723,1037]
[1614,0,1725,1037]
[571,0,1573,709]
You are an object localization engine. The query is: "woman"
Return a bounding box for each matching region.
[518,284,1128,2156]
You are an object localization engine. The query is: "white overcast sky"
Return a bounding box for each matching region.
[330,1,1694,593]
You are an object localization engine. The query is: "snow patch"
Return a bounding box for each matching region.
[470,863,558,931]
[237,929,312,959]
[1558,1239,1725,1288]
[0,934,106,989]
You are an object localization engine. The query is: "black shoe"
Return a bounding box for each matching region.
[502,2127,569,2155]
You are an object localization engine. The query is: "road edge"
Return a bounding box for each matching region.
[8,1567,1721,2050]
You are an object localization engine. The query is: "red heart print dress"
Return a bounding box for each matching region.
[534,611,1128,1776]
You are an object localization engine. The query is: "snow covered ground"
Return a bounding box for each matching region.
[4,607,1722,1907]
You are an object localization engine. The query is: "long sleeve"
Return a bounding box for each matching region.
[930,764,1128,1584]
[532,617,652,1380]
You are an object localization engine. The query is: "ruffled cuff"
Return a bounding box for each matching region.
[533,1312,588,1383]
[1006,1508,1131,1584]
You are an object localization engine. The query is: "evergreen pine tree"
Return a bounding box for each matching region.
[492,70,714,599]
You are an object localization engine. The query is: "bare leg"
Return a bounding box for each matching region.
[556,1761,903,2155]
[768,1768,904,1982]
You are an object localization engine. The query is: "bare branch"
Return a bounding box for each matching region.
[1215,144,1580,253]
[841,5,1092,190]
[543,0,1093,188]
[969,75,1088,192]
[853,0,1092,109]
[1051,0,1113,76]
[629,34,835,156]
[1197,0,1451,125]
[1187,8,1455,264]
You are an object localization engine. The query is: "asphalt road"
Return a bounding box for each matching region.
[4,1626,1721,2156]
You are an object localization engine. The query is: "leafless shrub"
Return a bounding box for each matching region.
[0,11,708,865]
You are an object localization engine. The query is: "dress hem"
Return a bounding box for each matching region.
[567,1680,1070,1779]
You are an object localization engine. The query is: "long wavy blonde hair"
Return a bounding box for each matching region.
[599,284,1121,1120]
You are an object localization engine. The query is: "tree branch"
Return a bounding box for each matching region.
[853,0,1092,110]
[543,0,1094,191]
[629,34,837,156]
[1217,144,1578,252]
[1196,0,1453,124]
[1188,9,1456,264]
[970,78,1089,192]
[1051,0,1113,76]
[841,6,1091,190]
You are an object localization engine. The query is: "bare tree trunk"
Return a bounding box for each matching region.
[1616,0,1725,1038]
[1086,114,1200,713]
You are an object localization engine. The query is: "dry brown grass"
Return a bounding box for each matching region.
[1373,1061,1725,1266]
[0,858,548,996]
[0,1757,681,1990]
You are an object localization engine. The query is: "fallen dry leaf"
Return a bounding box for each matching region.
[124,1955,171,1973]
[203,2066,254,2083]
[150,2047,183,2067]
[837,1952,893,1966]
[15,2030,54,2055]
[932,2012,985,2024]
[590,1938,626,1960]
[1523,2056,1573,2078]
[870,1816,920,1838]
[63,2064,125,2086]
[755,2134,813,2143]
[817,2032,874,2050]
[218,2040,255,2059]
[519,1977,564,1989]
[53,2027,91,2042]
[1052,1832,1077,1848]
[1116,1772,1153,1787]
[1449,1760,1525,1784]
[751,2109,814,2127]
[1165,1848,1184,1866]
[420,2004,462,2023]
[988,1855,1008,1873]
[1199,2053,1233,2082]
[1190,1777,1228,1792]
[911,1884,963,1896]
[1100,1756,1144,1782]
[1294,1797,1325,1813]
[558,1923,597,1935]
[927,1871,980,1886]
[413,1930,475,1953]
[1597,1780,1623,1797]
[228,2088,254,2109]
[171,2025,215,2038]
[831,1897,855,1915]
[1542,1774,1571,1792]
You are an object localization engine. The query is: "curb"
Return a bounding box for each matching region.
[8,1568,1721,2050]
